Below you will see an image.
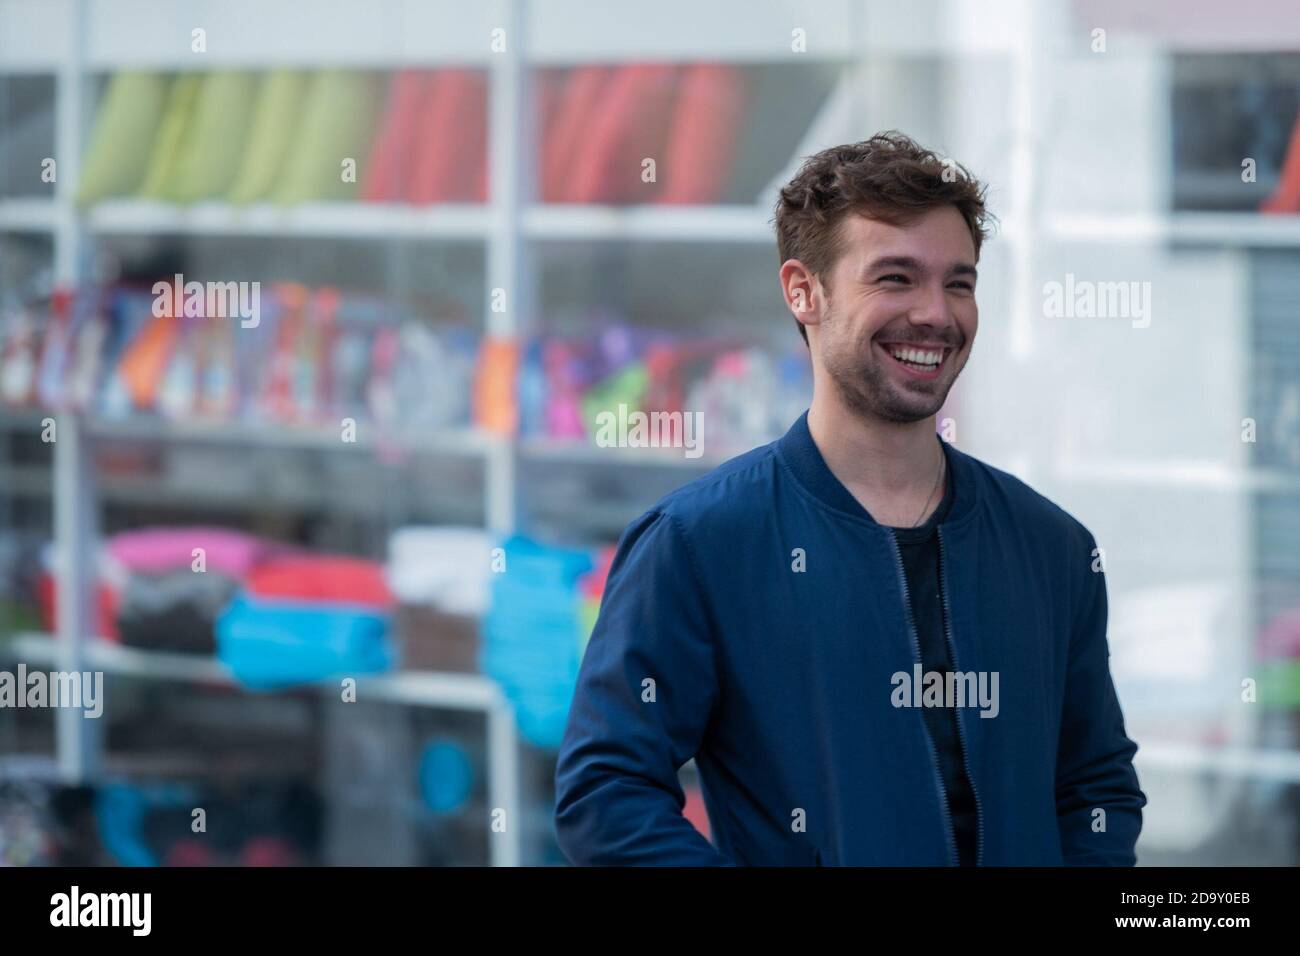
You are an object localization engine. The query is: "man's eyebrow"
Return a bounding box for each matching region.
[862,256,923,275]
[861,256,979,280]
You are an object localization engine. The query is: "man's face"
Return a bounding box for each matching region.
[814,206,978,424]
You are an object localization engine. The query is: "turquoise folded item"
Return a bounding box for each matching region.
[216,592,394,690]
[482,536,593,748]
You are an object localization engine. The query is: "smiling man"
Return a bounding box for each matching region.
[554,131,1146,866]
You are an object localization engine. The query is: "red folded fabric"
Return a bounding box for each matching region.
[656,64,747,205]
[409,69,488,204]
[540,66,611,202]
[362,70,432,202]
[1262,111,1300,213]
[37,573,120,641]
[475,155,488,203]
[567,64,680,203]
[246,556,393,608]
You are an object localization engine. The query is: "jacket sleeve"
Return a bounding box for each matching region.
[1055,529,1147,865]
[554,509,733,865]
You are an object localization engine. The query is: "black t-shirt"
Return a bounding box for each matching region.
[886,452,979,866]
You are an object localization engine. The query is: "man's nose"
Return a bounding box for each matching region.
[909,280,955,330]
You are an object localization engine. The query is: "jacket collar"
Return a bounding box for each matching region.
[775,409,980,529]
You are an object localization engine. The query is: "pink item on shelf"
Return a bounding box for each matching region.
[1258,606,1300,661]
[714,350,748,377]
[542,340,586,439]
[107,527,287,579]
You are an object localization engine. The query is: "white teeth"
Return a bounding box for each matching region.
[887,346,943,366]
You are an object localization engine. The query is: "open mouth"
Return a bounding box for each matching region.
[876,341,951,381]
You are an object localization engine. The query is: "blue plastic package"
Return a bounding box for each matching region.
[216,591,394,690]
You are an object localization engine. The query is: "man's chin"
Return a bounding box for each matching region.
[876,404,944,425]
[828,365,952,424]
[871,381,950,423]
[842,388,945,425]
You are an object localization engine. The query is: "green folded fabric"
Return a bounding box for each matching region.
[582,364,648,438]
[1259,659,1300,709]
[76,71,170,204]
[138,72,202,200]
[274,70,382,204]
[166,71,258,202]
[228,70,309,205]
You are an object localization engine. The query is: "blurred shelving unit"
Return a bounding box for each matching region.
[0,0,536,866]
[0,0,890,867]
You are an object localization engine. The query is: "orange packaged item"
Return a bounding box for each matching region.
[118,312,180,411]
[473,336,519,435]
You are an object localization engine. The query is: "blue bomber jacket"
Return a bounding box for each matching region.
[554,411,1146,865]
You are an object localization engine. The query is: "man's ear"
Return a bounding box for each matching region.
[780,259,822,335]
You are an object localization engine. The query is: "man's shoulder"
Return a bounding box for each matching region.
[641,440,781,536]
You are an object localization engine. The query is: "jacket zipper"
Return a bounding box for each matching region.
[886,532,958,867]
[937,526,986,867]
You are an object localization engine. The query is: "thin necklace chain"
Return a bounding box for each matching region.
[911,442,946,528]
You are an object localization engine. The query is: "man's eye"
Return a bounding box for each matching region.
[881,274,909,284]
[949,281,975,292]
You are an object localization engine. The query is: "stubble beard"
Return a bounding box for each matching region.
[819,308,964,426]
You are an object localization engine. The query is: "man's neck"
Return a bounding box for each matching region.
[806,390,944,525]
